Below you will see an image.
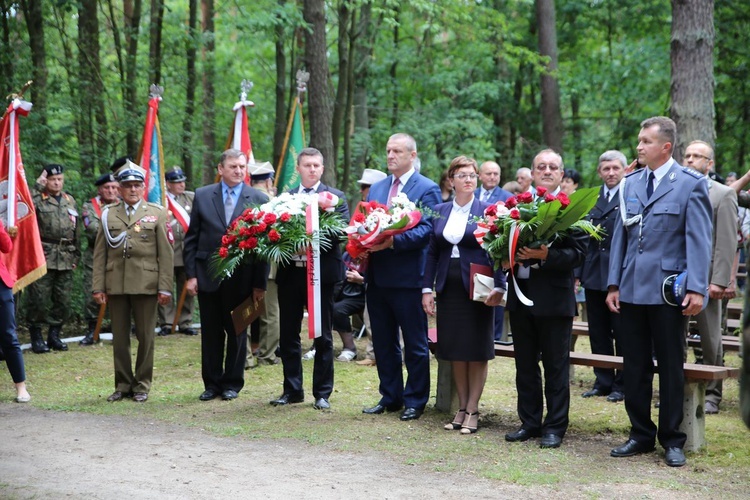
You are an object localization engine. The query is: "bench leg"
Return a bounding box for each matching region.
[680,380,706,452]
[435,358,458,413]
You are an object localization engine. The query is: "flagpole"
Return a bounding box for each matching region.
[274,97,298,189]
[1,81,33,121]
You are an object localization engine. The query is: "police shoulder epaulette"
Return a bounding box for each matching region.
[625,169,642,178]
[103,201,122,210]
[681,166,704,179]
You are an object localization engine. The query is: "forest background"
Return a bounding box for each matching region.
[0,0,744,322]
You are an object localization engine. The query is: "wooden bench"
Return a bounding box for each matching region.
[571,321,741,352]
[430,329,739,452]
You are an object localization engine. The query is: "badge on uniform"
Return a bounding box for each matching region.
[134,222,142,233]
[669,172,676,182]
[662,272,688,307]
[68,207,78,228]
[140,215,158,223]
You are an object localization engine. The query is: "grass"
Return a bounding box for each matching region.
[4,327,750,496]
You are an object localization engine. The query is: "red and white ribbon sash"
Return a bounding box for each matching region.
[509,222,534,306]
[305,194,322,339]
[166,196,190,233]
[90,197,102,218]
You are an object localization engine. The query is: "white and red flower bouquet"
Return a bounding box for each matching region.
[473,186,602,269]
[344,192,422,261]
[211,191,346,279]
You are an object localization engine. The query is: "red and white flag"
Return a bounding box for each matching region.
[0,99,46,292]
[225,97,255,184]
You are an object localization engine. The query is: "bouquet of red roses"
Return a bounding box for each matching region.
[211,191,346,279]
[473,186,602,269]
[344,192,422,260]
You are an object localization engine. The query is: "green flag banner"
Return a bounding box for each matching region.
[275,97,305,193]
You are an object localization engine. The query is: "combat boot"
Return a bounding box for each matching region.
[80,320,97,346]
[47,326,68,351]
[30,327,50,354]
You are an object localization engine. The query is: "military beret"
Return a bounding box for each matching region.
[110,156,132,173]
[117,161,146,183]
[166,167,187,183]
[44,164,64,176]
[95,173,117,186]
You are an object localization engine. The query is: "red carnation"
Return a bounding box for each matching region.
[544,192,556,203]
[221,234,236,246]
[535,186,547,197]
[353,212,366,223]
[368,201,380,210]
[218,247,229,258]
[240,227,252,237]
[517,191,533,203]
[254,211,266,220]
[246,237,258,249]
[256,221,268,232]
[509,208,520,220]
[268,229,281,243]
[505,196,518,208]
[490,224,500,235]
[557,192,570,208]
[243,213,254,222]
[263,213,277,224]
[238,239,251,250]
[280,212,292,223]
[485,204,497,216]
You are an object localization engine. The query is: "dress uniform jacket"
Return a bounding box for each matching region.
[169,191,195,267]
[92,201,174,295]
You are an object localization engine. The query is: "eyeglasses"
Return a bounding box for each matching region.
[535,164,561,172]
[683,153,711,161]
[453,173,478,181]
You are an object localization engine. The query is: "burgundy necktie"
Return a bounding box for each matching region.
[387,178,401,207]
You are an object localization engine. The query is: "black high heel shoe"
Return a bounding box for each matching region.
[444,408,467,430]
[460,411,479,434]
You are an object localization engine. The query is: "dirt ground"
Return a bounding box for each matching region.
[0,404,726,500]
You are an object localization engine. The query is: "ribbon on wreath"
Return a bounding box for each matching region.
[508,221,534,307]
[305,193,322,338]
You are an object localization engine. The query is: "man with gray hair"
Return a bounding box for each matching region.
[579,150,627,402]
[515,167,536,195]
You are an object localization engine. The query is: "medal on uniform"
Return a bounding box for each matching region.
[134,222,142,233]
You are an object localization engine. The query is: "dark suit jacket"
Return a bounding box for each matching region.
[580,185,620,292]
[183,182,269,294]
[475,186,512,204]
[505,231,587,317]
[275,183,350,286]
[366,171,442,288]
[422,199,506,294]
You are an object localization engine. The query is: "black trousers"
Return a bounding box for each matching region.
[619,302,686,449]
[509,308,572,437]
[0,281,24,383]
[278,266,335,399]
[197,286,247,393]
[585,288,624,393]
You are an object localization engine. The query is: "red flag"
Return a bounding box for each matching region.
[136,87,166,205]
[0,99,46,292]
[224,97,255,184]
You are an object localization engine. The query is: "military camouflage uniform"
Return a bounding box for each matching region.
[25,185,81,331]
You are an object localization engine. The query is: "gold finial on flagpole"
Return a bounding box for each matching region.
[5,80,33,101]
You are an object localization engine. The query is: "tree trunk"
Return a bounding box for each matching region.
[181,0,198,184]
[331,1,351,172]
[671,0,715,161]
[341,10,356,193]
[536,0,563,153]
[0,0,13,89]
[571,93,582,168]
[104,0,126,105]
[148,0,165,86]
[201,0,217,185]
[273,0,287,169]
[351,1,375,175]
[389,6,400,129]
[19,0,47,127]
[124,0,143,155]
[303,0,335,186]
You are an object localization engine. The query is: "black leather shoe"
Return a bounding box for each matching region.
[665,447,686,467]
[539,434,562,449]
[107,391,131,402]
[221,390,238,401]
[610,439,655,457]
[182,328,198,336]
[606,391,625,403]
[133,392,148,403]
[505,428,541,442]
[79,332,95,346]
[582,388,607,398]
[270,393,304,406]
[31,338,50,354]
[47,327,68,351]
[313,398,330,410]
[158,326,171,336]
[362,403,402,414]
[399,407,424,421]
[199,389,219,401]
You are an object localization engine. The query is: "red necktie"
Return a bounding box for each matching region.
[387,178,401,207]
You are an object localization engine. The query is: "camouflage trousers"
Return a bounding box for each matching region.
[82,255,100,322]
[25,269,73,328]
